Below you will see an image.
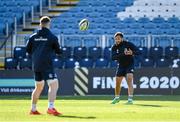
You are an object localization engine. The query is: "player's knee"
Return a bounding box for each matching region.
[126,74,133,82]
[127,77,133,82]
[47,79,59,90]
[35,86,44,93]
[116,76,123,82]
[35,81,44,91]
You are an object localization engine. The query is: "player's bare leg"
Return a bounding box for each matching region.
[126,73,134,104]
[47,79,62,116]
[111,76,124,104]
[30,80,44,114]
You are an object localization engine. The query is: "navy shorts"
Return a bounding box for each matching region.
[116,65,134,77]
[34,70,57,81]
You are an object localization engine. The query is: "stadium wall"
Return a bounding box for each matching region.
[0,68,180,95]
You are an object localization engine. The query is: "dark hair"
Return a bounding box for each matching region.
[40,16,51,25]
[114,32,124,38]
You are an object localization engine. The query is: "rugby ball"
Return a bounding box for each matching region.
[79,19,89,31]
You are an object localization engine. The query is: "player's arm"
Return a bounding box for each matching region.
[52,36,62,56]
[26,38,33,55]
[127,42,141,56]
[111,45,125,60]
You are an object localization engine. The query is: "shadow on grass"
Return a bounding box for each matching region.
[134,104,164,107]
[55,115,96,119]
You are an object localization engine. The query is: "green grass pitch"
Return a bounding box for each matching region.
[0,95,180,122]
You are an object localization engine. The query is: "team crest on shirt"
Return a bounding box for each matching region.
[49,73,53,78]
[116,49,119,53]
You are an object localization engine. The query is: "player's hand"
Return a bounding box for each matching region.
[125,49,133,55]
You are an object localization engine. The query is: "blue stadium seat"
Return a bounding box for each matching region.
[167,17,180,23]
[165,46,179,59]
[136,29,149,35]
[134,56,140,68]
[51,18,65,24]
[152,17,165,24]
[96,7,109,13]
[104,1,117,7]
[73,46,87,60]
[173,23,180,29]
[150,29,164,35]
[158,23,172,29]
[82,7,95,13]
[91,1,104,6]
[115,22,129,29]
[137,17,150,23]
[51,28,61,35]
[165,29,180,35]
[51,23,69,29]
[70,24,79,29]
[103,12,116,18]
[11,6,31,15]
[19,58,32,70]
[95,58,108,68]
[78,1,91,6]
[105,28,117,35]
[5,57,18,69]
[53,58,64,69]
[143,23,157,29]
[101,24,114,29]
[60,13,73,18]
[92,18,106,24]
[79,58,94,68]
[74,12,87,18]
[109,6,125,12]
[123,17,136,23]
[123,29,136,35]
[88,46,102,60]
[0,17,14,25]
[129,23,142,29]
[88,12,102,18]
[0,7,6,12]
[110,60,118,68]
[141,58,154,67]
[61,47,72,60]
[149,46,163,60]
[103,47,111,61]
[64,58,76,68]
[70,7,82,13]
[65,18,77,23]
[89,23,99,29]
[14,46,26,60]
[3,1,18,6]
[156,58,170,68]
[18,1,39,7]
[2,12,22,23]
[107,18,119,24]
[119,1,133,6]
